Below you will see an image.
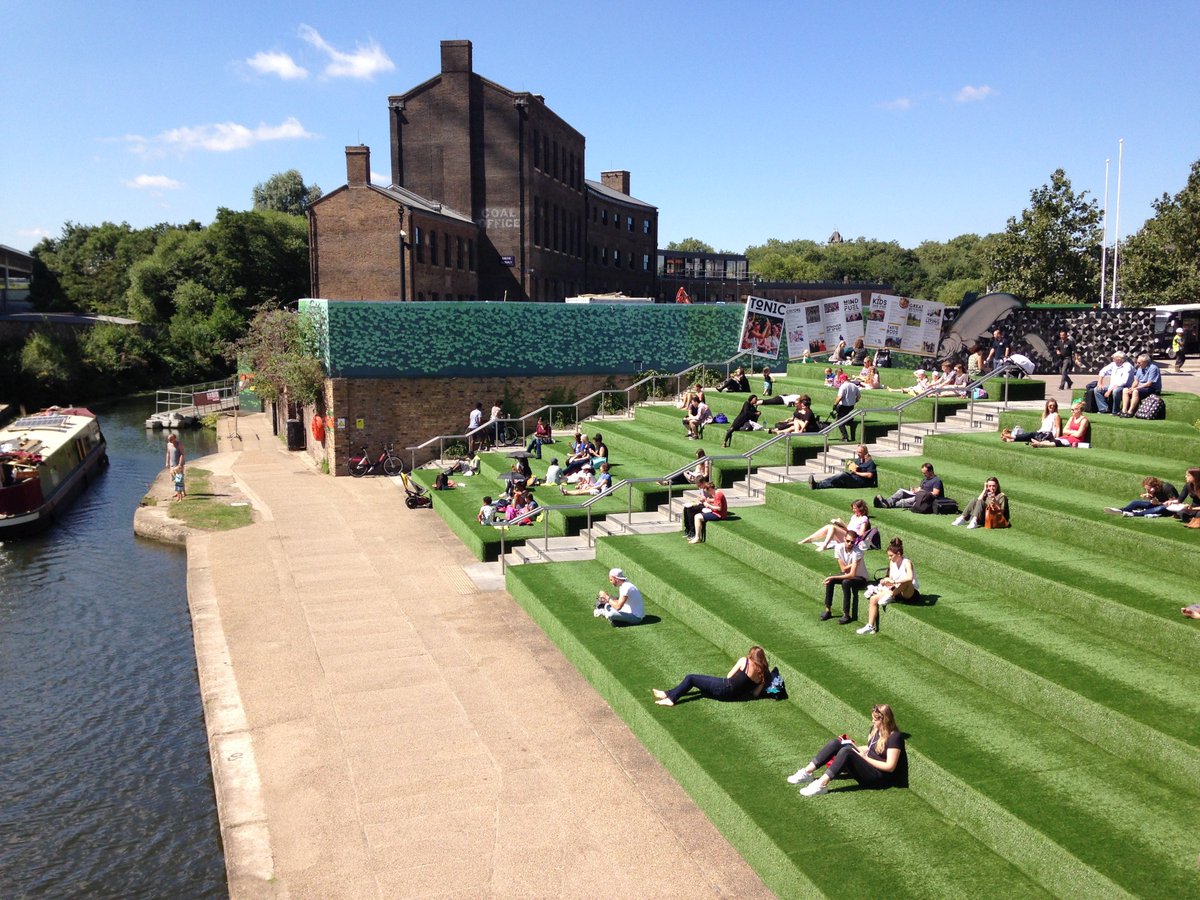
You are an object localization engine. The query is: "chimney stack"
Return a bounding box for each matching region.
[440,40,473,74]
[601,170,631,195]
[346,145,370,187]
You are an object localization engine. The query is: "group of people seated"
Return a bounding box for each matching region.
[1088,351,1162,417]
[1002,398,1091,448]
[1104,468,1200,520]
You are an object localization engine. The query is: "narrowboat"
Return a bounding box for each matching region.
[0,407,108,538]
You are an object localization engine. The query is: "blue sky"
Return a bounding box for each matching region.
[4,1,1199,256]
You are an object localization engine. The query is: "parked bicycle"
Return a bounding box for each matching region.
[348,443,405,477]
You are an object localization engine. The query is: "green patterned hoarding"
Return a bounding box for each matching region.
[301,300,782,378]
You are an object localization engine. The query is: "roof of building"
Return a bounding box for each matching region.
[585,179,656,211]
[372,184,475,224]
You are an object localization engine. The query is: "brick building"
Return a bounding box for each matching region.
[309,39,658,302]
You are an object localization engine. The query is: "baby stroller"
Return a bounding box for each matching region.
[398,470,433,509]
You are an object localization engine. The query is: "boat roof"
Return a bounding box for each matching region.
[0,409,99,459]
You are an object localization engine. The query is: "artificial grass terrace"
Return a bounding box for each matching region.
[419,362,1198,895]
[997,407,1200,459]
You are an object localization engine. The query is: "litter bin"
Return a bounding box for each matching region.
[286,419,305,451]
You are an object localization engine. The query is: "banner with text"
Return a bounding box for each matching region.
[783,293,866,359]
[738,296,786,358]
[864,294,945,357]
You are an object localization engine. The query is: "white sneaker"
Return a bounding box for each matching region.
[1103,507,1122,514]
[800,779,829,796]
[951,515,965,526]
[787,768,814,785]
[1144,513,1162,518]
[856,623,876,635]
[1122,511,1135,517]
[967,519,980,529]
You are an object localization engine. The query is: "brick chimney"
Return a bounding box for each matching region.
[441,39,472,74]
[346,145,370,187]
[601,170,631,195]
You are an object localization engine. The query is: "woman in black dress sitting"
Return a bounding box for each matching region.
[787,703,907,796]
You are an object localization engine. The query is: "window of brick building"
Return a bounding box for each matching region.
[456,237,464,269]
[430,230,438,266]
[643,218,651,235]
[627,216,634,232]
[443,233,450,267]
[418,292,424,301]
[414,226,424,263]
[468,239,475,271]
[543,136,549,174]
[431,292,438,301]
[614,211,620,229]
[551,140,558,179]
[643,253,650,271]
[612,248,619,265]
[602,245,608,266]
[628,251,635,269]
[601,209,607,225]
[533,200,541,246]
[533,130,540,169]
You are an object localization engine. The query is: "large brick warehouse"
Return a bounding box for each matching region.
[308,39,659,303]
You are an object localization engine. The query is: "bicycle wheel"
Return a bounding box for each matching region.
[349,457,370,478]
[501,426,519,446]
[383,456,404,477]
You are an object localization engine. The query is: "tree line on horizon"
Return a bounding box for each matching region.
[6,161,1198,407]
[669,157,1200,310]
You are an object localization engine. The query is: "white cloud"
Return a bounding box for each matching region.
[246,50,308,80]
[18,227,52,240]
[370,170,390,185]
[299,25,394,79]
[124,116,315,155]
[955,85,997,103]
[125,174,183,190]
[880,97,914,111]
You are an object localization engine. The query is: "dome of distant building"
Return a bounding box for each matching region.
[828,229,843,244]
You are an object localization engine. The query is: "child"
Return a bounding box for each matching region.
[823,367,835,387]
[478,496,496,525]
[172,464,185,502]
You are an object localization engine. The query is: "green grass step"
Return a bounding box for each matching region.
[1071,388,1200,426]
[763,481,1200,664]
[696,504,1199,774]
[505,560,1111,897]
[919,432,1194,498]
[997,408,1200,459]
[590,534,1197,896]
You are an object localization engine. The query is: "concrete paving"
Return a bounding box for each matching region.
[188,414,769,899]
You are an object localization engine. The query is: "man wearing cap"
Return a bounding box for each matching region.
[1171,328,1186,373]
[1120,353,1162,417]
[595,568,645,625]
[1093,351,1133,415]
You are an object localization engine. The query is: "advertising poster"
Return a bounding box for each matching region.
[738,295,787,358]
[820,293,866,349]
[864,294,945,357]
[783,304,809,358]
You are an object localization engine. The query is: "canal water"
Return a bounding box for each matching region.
[0,398,226,897]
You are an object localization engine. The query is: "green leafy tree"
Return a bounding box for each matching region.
[20,331,79,388]
[252,169,323,216]
[665,237,715,253]
[29,221,167,315]
[989,169,1101,304]
[913,234,993,305]
[232,307,325,406]
[1117,158,1200,307]
[79,323,154,379]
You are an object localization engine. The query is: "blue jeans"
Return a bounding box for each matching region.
[527,436,543,458]
[599,604,642,625]
[1120,499,1169,516]
[666,673,742,704]
[1093,388,1114,413]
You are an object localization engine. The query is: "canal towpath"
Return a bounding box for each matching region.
[186,412,768,899]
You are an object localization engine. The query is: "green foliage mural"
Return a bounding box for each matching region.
[302,301,779,378]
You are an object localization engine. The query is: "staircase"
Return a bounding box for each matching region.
[500,399,1047,567]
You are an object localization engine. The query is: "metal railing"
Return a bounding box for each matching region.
[152,375,241,417]
[441,359,1027,570]
[406,351,759,470]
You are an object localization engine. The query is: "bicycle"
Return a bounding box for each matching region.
[348,443,405,477]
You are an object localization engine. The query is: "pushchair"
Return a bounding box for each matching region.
[398,470,433,509]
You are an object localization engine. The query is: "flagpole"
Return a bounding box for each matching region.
[1099,158,1110,308]
[1110,139,1124,308]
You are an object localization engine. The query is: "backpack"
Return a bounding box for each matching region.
[1082,386,1098,414]
[858,526,882,551]
[713,413,729,424]
[934,497,960,515]
[1134,394,1165,420]
[763,667,787,700]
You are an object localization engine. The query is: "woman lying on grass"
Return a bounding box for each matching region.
[653,646,769,707]
[799,499,871,551]
[787,703,907,796]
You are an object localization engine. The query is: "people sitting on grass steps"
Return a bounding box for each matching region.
[953,476,1010,529]
[1003,399,1062,445]
[1119,353,1162,418]
[788,703,907,796]
[716,366,751,393]
[886,369,933,395]
[1053,400,1091,447]
[858,538,919,635]
[594,568,645,626]
[723,395,762,448]
[544,458,563,486]
[1104,475,1179,517]
[875,462,943,513]
[684,397,713,439]
[811,444,877,491]
[653,646,769,706]
[1172,468,1200,524]
[683,479,727,544]
[526,416,553,459]
[799,499,873,551]
[477,496,496,525]
[768,395,818,434]
[660,448,710,487]
[820,530,869,624]
[561,462,612,495]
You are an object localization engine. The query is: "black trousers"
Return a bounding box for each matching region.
[833,403,857,441]
[682,502,703,536]
[810,738,889,787]
[1059,358,1073,390]
[824,577,867,617]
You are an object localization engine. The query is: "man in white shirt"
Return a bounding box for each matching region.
[544,458,563,486]
[821,530,869,625]
[832,378,861,441]
[594,568,645,626]
[1093,351,1133,415]
[468,402,484,451]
